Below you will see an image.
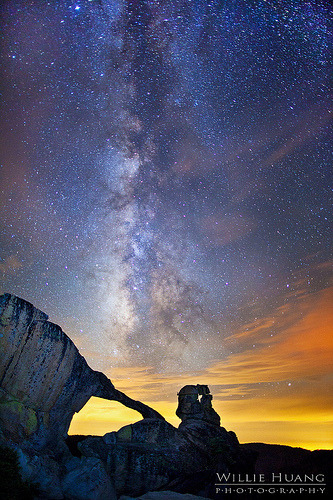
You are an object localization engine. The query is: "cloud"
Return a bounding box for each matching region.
[208,287,333,384]
[70,286,333,449]
[262,103,333,167]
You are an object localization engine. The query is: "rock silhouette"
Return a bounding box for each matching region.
[0,293,163,454]
[0,293,254,499]
[2,293,331,499]
[176,385,221,426]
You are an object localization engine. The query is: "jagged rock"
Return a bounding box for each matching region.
[176,385,220,426]
[0,293,250,499]
[0,293,163,453]
[78,415,242,498]
[0,293,164,499]
[62,456,116,500]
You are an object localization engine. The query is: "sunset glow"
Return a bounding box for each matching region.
[70,287,333,450]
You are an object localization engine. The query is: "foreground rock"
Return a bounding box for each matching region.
[0,293,163,499]
[76,386,247,498]
[77,417,243,498]
[0,293,163,454]
[0,293,250,499]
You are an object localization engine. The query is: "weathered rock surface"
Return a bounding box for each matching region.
[0,293,163,499]
[0,293,163,453]
[0,293,251,499]
[78,419,186,496]
[62,456,116,500]
[176,385,220,426]
[77,414,243,497]
[16,450,117,500]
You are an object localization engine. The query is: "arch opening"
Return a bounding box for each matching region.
[68,396,143,437]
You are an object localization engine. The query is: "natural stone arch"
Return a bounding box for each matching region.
[68,396,145,436]
[0,293,164,453]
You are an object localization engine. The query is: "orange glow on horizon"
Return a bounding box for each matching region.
[69,287,333,451]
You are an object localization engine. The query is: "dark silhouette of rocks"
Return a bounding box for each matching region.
[1,293,330,499]
[76,413,242,498]
[0,293,247,499]
[0,293,163,452]
[241,443,333,498]
[176,385,220,427]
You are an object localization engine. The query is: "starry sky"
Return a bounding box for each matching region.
[1,0,332,450]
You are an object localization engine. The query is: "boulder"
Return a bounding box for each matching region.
[78,415,242,498]
[79,418,184,497]
[17,450,63,499]
[62,456,117,500]
[176,385,220,426]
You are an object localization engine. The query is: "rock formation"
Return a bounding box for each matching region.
[176,385,220,426]
[0,293,163,454]
[78,415,241,498]
[0,293,249,499]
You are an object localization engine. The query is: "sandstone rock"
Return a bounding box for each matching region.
[0,293,163,453]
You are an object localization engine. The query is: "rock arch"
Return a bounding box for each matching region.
[0,293,163,453]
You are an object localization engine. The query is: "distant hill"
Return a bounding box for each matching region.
[241,443,332,497]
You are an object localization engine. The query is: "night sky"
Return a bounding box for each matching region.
[1,0,332,449]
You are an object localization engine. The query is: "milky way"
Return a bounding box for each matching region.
[1,0,332,379]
